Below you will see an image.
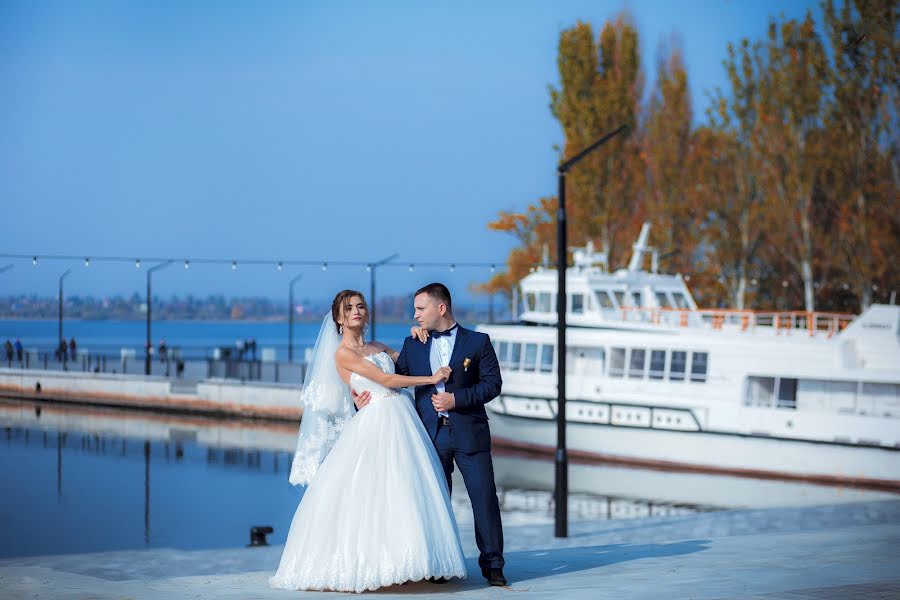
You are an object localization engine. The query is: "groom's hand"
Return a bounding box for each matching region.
[431,392,455,412]
[352,389,371,410]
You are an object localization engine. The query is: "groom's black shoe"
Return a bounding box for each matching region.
[427,576,450,584]
[482,567,507,586]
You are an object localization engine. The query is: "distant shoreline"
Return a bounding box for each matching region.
[0,316,417,324]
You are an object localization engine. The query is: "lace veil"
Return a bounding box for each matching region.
[288,313,355,486]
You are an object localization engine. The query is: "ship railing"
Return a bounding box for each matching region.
[614,307,854,337]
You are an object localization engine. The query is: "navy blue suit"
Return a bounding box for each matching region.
[396,325,505,571]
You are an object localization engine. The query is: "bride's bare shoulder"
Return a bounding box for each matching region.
[334,346,359,367]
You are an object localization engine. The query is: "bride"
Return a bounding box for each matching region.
[269,289,467,592]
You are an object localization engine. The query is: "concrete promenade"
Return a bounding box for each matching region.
[0,368,301,421]
[2,500,899,599]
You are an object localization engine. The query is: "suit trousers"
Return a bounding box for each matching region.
[434,421,505,571]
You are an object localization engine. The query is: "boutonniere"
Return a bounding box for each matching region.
[463,358,472,372]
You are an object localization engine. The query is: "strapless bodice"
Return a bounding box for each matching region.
[349,351,400,402]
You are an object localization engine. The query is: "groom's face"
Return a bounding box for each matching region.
[414,293,443,330]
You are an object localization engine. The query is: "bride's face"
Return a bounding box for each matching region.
[341,295,368,330]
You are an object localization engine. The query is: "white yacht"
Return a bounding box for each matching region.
[478,224,900,489]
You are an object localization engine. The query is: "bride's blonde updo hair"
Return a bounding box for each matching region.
[331,289,367,333]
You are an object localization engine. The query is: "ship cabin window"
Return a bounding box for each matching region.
[861,382,900,417]
[510,343,522,370]
[540,345,554,373]
[572,293,585,314]
[497,341,509,369]
[777,377,797,409]
[609,347,626,377]
[613,290,626,307]
[670,351,687,382]
[649,350,666,380]
[744,376,797,409]
[655,292,671,308]
[524,292,536,312]
[631,292,643,308]
[596,290,614,309]
[673,292,691,309]
[862,382,900,401]
[538,292,552,312]
[746,376,776,407]
[629,349,646,378]
[690,352,709,383]
[523,343,538,372]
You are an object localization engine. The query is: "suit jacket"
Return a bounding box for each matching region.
[396,325,502,453]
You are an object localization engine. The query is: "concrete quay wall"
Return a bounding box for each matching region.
[0,368,301,421]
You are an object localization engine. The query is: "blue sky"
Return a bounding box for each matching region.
[1,0,822,306]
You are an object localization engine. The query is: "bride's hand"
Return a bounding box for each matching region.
[410,326,429,344]
[431,366,452,384]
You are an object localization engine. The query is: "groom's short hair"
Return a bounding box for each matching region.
[415,283,452,312]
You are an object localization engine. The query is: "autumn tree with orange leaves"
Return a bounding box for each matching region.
[481,3,897,314]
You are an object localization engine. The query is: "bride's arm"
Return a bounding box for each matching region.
[335,348,448,388]
[370,341,399,362]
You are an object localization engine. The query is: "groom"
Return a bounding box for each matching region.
[360,283,506,586]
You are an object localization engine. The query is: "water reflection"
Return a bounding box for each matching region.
[0,401,301,559]
[1,398,896,559]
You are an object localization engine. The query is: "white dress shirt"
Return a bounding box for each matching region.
[429,323,458,418]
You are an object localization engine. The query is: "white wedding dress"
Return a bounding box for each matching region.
[270,351,467,593]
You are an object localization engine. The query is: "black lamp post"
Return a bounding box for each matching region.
[368,253,398,342]
[145,261,173,375]
[288,274,303,362]
[58,269,72,353]
[555,124,628,538]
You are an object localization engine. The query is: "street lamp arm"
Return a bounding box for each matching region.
[558,124,629,173]
[148,260,174,274]
[374,253,399,267]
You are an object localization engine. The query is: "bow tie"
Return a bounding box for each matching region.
[431,324,458,339]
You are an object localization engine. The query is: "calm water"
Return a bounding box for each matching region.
[2,398,896,559]
[0,319,414,361]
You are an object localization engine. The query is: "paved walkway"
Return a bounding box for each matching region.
[2,500,899,599]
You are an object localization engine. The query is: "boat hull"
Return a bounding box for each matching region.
[486,407,900,491]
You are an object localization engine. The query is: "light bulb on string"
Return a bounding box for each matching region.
[184,260,190,270]
[135,259,141,269]
[232,261,238,271]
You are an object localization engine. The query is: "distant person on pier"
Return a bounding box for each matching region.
[57,339,68,362]
[4,340,12,366]
[14,339,23,366]
[250,338,257,360]
[159,339,168,363]
[69,338,77,360]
